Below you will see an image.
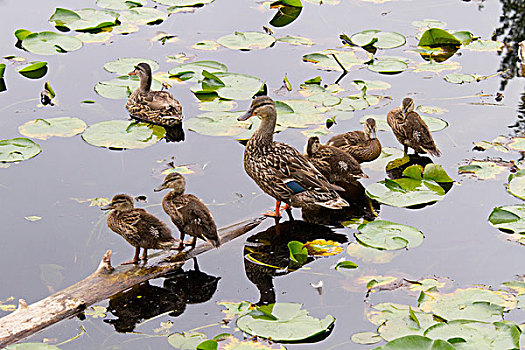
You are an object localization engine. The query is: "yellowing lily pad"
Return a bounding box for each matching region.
[0,138,41,162]
[303,239,343,256]
[458,160,508,180]
[192,40,220,51]
[488,205,525,234]
[464,39,504,51]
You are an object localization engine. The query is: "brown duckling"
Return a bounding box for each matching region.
[387,97,441,156]
[305,136,368,183]
[154,173,220,249]
[126,62,183,127]
[327,118,382,163]
[101,194,175,265]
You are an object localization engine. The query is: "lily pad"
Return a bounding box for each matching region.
[5,343,62,350]
[22,32,83,55]
[0,138,41,162]
[488,205,525,234]
[303,48,373,71]
[507,170,525,200]
[18,117,87,140]
[49,8,119,32]
[76,32,112,43]
[362,147,405,172]
[18,62,48,79]
[412,19,447,29]
[277,35,314,46]
[413,61,460,73]
[418,28,461,47]
[153,0,214,6]
[94,75,162,99]
[81,120,165,149]
[192,72,264,100]
[0,64,5,78]
[288,241,308,266]
[185,111,249,137]
[168,332,208,350]
[458,160,508,180]
[375,335,455,350]
[169,60,228,81]
[355,220,424,250]
[218,338,285,349]
[351,331,382,344]
[367,56,408,74]
[217,32,275,51]
[353,79,391,92]
[97,0,147,10]
[236,303,334,342]
[360,114,447,132]
[463,39,504,51]
[192,40,220,51]
[347,30,406,49]
[303,239,343,256]
[365,178,445,207]
[444,73,479,84]
[104,57,159,75]
[119,7,167,25]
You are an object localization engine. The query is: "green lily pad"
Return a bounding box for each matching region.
[18,117,87,140]
[22,32,83,55]
[153,0,213,6]
[96,0,147,10]
[49,8,119,32]
[94,75,162,99]
[303,48,373,71]
[119,7,167,25]
[81,120,165,149]
[5,343,62,350]
[355,220,424,250]
[452,31,475,45]
[104,57,159,75]
[18,62,48,79]
[192,40,220,51]
[269,3,302,27]
[413,61,460,73]
[0,138,41,163]
[375,335,455,350]
[488,205,525,234]
[463,39,504,51]
[169,60,228,81]
[288,241,308,266]
[298,84,341,107]
[168,332,207,350]
[458,160,508,180]
[412,19,447,29]
[507,170,525,200]
[236,303,335,342]
[185,111,250,137]
[360,114,447,132]
[418,28,461,47]
[217,32,275,51]
[508,137,525,151]
[192,72,264,100]
[367,56,408,74]
[76,32,112,43]
[0,64,5,79]
[351,331,382,345]
[277,35,314,46]
[353,79,391,91]
[362,147,405,172]
[347,30,406,49]
[365,178,445,207]
[444,73,479,84]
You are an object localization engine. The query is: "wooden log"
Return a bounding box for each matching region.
[0,216,266,348]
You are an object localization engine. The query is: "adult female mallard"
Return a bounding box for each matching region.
[387,97,441,156]
[154,173,220,249]
[305,136,368,183]
[126,62,183,127]
[327,118,382,163]
[238,96,348,217]
[101,194,176,264]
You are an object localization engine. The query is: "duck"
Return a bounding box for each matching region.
[305,136,368,184]
[154,173,220,249]
[387,97,441,156]
[327,118,382,163]
[238,96,348,218]
[126,62,183,127]
[101,194,176,265]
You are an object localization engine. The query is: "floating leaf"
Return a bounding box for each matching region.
[303,48,373,71]
[413,61,460,73]
[217,32,275,51]
[192,72,264,100]
[444,73,479,84]
[220,338,285,349]
[418,28,461,47]
[346,30,406,49]
[288,241,308,266]
[335,260,358,270]
[193,40,220,51]
[367,56,408,74]
[119,7,167,25]
[17,62,48,79]
[269,4,302,27]
[0,64,5,79]
[355,220,424,250]
[97,0,147,10]
[362,147,404,172]
[168,332,208,350]
[0,138,41,162]
[463,39,504,51]
[303,239,343,256]
[24,216,42,222]
[19,117,87,140]
[40,263,64,290]
[169,60,228,81]
[22,31,83,55]
[507,170,525,200]
[95,75,162,99]
[422,164,453,183]
[417,105,448,115]
[76,32,113,43]
[71,197,111,207]
[353,79,391,92]
[236,303,334,342]
[81,120,165,149]
[351,331,381,344]
[412,19,447,29]
[277,35,314,46]
[185,111,249,137]
[49,8,119,32]
[488,205,525,234]
[507,137,525,151]
[346,242,397,264]
[360,114,447,132]
[104,57,159,75]
[365,178,445,207]
[85,305,107,318]
[375,335,455,350]
[5,343,62,350]
[458,160,508,180]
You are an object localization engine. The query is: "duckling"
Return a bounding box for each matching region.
[238,96,348,218]
[154,173,220,249]
[305,136,368,184]
[387,97,441,156]
[126,62,183,127]
[327,118,382,163]
[101,194,175,265]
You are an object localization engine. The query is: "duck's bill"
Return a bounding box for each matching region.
[153,184,166,192]
[128,71,137,76]
[237,110,253,121]
[100,203,114,211]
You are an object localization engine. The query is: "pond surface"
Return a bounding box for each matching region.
[1,0,525,349]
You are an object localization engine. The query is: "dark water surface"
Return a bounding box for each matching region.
[1,0,524,348]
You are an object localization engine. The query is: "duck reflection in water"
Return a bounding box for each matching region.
[104,258,220,332]
[243,221,347,305]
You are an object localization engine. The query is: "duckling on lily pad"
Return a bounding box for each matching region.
[101,194,176,265]
[327,118,382,163]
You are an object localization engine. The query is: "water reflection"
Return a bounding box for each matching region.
[243,220,347,305]
[164,124,185,142]
[104,261,220,332]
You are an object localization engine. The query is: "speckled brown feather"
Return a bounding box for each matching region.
[327,130,381,163]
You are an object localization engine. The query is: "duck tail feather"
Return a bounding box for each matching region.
[317,196,349,209]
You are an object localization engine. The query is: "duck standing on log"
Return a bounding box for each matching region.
[387,97,441,156]
[238,96,348,218]
[101,194,176,265]
[327,118,382,163]
[126,62,183,128]
[154,173,220,250]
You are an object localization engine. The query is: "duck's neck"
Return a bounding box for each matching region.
[252,114,276,146]
[139,74,152,92]
[170,188,185,196]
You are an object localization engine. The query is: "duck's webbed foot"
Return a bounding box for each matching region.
[121,247,141,265]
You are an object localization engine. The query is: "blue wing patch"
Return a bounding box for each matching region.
[284,180,306,194]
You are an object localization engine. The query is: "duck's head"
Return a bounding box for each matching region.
[401,97,415,117]
[101,194,134,212]
[306,136,321,156]
[364,118,377,140]
[237,96,276,121]
[128,62,152,80]
[154,172,186,194]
